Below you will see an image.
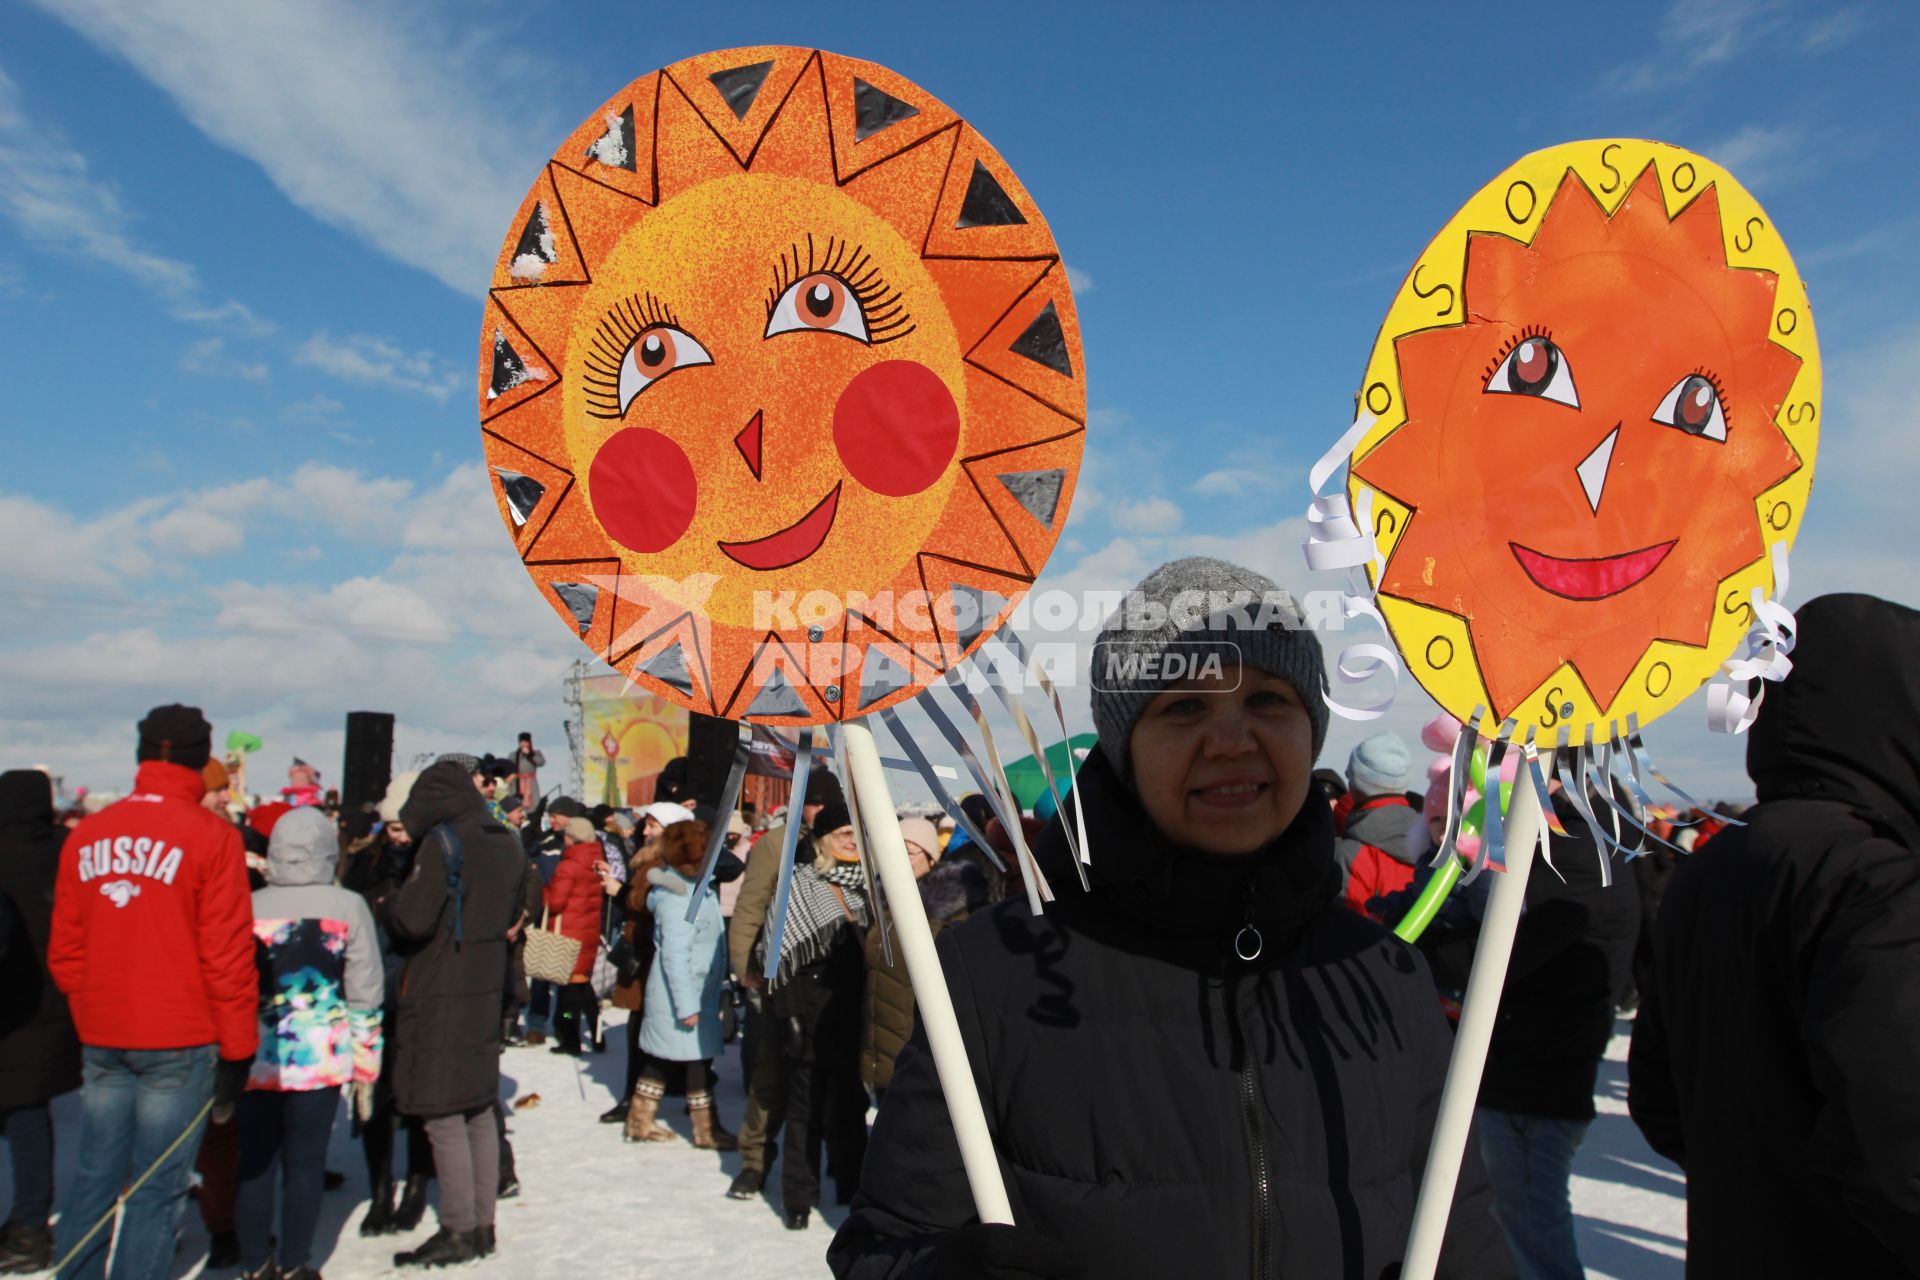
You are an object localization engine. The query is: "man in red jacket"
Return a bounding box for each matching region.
[48,705,258,1280]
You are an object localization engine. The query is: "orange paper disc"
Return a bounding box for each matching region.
[479,47,1086,725]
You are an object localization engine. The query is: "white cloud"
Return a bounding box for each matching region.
[1606,0,1865,93]
[29,0,559,297]
[174,298,276,338]
[180,335,269,382]
[0,64,199,297]
[1190,469,1256,497]
[1,458,583,794]
[295,332,460,402]
[1701,123,1811,189]
[1064,264,1094,296]
[282,393,345,425]
[1107,496,1183,535]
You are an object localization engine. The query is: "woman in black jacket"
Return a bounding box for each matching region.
[0,770,82,1274]
[829,557,1513,1280]
[386,762,539,1268]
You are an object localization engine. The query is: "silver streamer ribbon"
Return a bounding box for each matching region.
[685,723,752,922]
[831,724,894,971]
[995,628,1092,873]
[981,637,1089,892]
[1302,409,1401,722]
[760,733,814,986]
[1625,715,1745,828]
[1431,708,1483,870]
[1461,720,1517,884]
[876,706,1005,873]
[942,668,1052,914]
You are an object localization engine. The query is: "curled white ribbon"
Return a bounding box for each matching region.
[1707,541,1797,734]
[1301,410,1400,722]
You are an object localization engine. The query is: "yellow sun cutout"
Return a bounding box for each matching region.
[478,47,1086,725]
[1347,139,1819,740]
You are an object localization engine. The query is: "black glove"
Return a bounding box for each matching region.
[924,1224,1086,1280]
[211,1055,253,1124]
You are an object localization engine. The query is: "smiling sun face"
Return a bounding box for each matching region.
[478,48,1085,724]
[1349,141,1820,739]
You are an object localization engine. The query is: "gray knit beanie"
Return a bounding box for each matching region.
[1090,557,1328,782]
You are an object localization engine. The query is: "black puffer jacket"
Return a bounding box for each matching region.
[0,770,81,1111]
[1479,789,1641,1120]
[1629,593,1920,1278]
[389,762,530,1118]
[829,750,1514,1280]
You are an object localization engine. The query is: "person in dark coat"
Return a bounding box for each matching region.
[343,779,435,1239]
[0,770,82,1274]
[830,558,1513,1280]
[1475,783,1641,1280]
[385,761,530,1268]
[766,801,872,1230]
[1629,593,1920,1278]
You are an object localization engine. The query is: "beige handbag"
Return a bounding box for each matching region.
[523,910,581,984]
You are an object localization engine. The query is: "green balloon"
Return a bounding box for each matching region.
[1461,797,1484,837]
[1468,747,1487,792]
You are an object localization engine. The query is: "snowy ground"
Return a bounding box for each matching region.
[6,1015,1683,1278]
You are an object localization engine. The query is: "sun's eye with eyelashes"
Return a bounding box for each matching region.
[765,234,914,345]
[581,292,713,419]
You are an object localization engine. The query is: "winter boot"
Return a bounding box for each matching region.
[358,1177,397,1236]
[688,1091,739,1151]
[393,1227,478,1268]
[475,1226,496,1257]
[725,1168,765,1200]
[622,1078,675,1143]
[391,1174,431,1233]
[500,1016,526,1047]
[598,1095,631,1124]
[0,1222,52,1274]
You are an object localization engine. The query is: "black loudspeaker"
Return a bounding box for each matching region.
[342,711,395,813]
[682,712,740,810]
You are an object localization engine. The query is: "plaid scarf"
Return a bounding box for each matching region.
[763,861,869,986]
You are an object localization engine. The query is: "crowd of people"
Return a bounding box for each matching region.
[0,563,1913,1280]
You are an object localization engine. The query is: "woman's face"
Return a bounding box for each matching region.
[819,827,860,864]
[1127,664,1314,855]
[906,842,934,879]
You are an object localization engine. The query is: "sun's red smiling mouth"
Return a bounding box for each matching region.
[1510,539,1676,601]
[718,483,842,570]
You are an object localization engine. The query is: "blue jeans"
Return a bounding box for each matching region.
[1476,1107,1590,1280]
[234,1089,339,1272]
[56,1046,216,1280]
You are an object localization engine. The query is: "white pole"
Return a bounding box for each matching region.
[842,718,1015,1226]
[1400,749,1555,1280]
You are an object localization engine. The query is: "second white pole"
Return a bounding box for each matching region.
[1399,748,1555,1280]
[842,718,1015,1225]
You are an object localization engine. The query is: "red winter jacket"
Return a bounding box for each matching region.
[49,761,259,1059]
[543,842,605,979]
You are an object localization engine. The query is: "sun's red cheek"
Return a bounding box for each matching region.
[588,428,698,552]
[833,359,960,497]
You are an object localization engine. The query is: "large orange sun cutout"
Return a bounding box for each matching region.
[1347,140,1820,740]
[479,47,1085,724]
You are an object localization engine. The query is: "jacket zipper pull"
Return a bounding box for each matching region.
[1234,885,1263,963]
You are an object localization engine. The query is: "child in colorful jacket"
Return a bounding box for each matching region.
[235,806,384,1280]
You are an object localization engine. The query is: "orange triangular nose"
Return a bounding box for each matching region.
[735,411,764,481]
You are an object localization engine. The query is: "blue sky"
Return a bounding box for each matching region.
[3,0,1915,800]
